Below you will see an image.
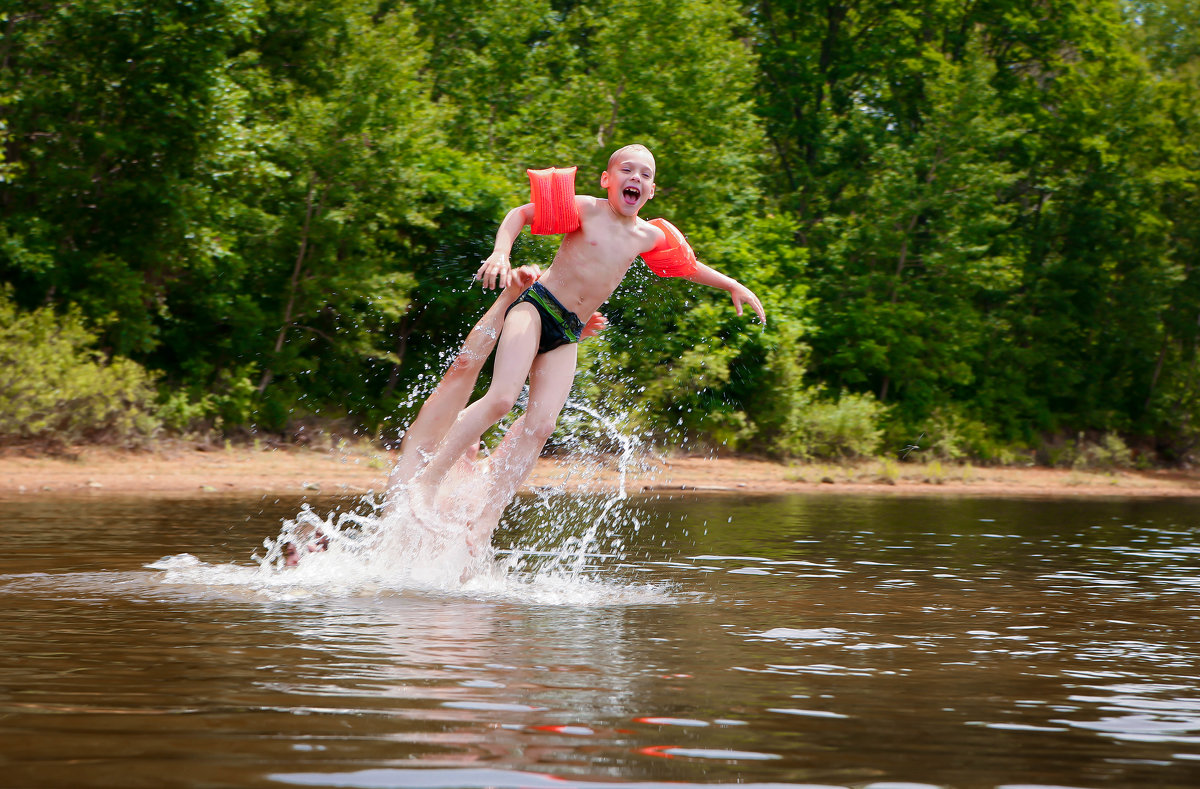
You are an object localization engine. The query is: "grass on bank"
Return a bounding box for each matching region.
[781,457,1130,487]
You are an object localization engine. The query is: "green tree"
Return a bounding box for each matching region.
[751,0,1200,460]
[0,0,253,355]
[811,50,1021,428]
[1123,0,1200,458]
[156,0,509,429]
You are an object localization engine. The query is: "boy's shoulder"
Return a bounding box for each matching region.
[573,194,607,213]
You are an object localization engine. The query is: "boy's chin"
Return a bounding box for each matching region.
[609,197,644,216]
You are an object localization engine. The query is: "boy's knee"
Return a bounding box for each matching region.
[446,352,482,379]
[524,414,560,441]
[480,389,519,421]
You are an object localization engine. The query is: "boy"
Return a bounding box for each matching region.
[282,265,604,566]
[413,144,765,505]
[385,264,604,499]
[387,264,546,492]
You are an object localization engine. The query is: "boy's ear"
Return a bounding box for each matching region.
[600,170,610,188]
[648,183,656,200]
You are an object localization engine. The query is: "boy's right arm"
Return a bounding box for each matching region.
[476,203,536,289]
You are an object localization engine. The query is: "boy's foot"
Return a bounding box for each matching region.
[281,530,329,567]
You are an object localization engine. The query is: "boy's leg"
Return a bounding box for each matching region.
[415,303,542,491]
[387,342,491,494]
[386,273,537,493]
[473,342,579,528]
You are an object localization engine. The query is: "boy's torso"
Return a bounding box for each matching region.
[537,196,659,316]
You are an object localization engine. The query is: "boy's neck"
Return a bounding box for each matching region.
[605,200,641,224]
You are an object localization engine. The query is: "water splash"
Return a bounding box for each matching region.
[486,395,658,580]
[149,394,672,607]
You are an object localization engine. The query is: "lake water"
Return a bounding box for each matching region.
[2,491,1199,788]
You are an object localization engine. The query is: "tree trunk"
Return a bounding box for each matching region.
[383,316,414,400]
[259,182,320,394]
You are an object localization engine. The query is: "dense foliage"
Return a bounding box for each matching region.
[2,0,1198,462]
[0,286,159,444]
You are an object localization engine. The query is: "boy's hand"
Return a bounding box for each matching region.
[730,283,766,325]
[580,312,608,340]
[503,265,541,297]
[476,252,513,290]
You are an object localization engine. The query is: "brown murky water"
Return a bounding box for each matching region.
[1,493,1198,788]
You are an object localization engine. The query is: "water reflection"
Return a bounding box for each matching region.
[0,493,1198,788]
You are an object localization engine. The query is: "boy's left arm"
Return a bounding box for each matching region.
[685,262,767,326]
[642,218,765,325]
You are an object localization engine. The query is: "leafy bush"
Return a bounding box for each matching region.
[1076,433,1134,470]
[786,390,887,461]
[924,409,1033,464]
[156,390,212,436]
[886,407,1036,466]
[0,289,160,445]
[1039,432,1134,470]
[156,366,259,436]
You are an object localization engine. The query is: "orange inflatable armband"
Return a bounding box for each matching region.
[642,218,698,278]
[527,166,582,235]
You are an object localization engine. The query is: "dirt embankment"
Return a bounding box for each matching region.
[1,443,1198,500]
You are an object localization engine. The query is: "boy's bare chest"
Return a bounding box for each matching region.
[573,217,650,265]
[556,233,641,282]
[546,223,648,311]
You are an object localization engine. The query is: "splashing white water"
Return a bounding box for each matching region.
[148,397,672,607]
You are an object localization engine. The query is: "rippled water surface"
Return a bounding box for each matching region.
[2,492,1199,788]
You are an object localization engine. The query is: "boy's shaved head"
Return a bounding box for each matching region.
[608,144,655,171]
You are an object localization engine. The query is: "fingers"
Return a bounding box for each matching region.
[476,256,511,289]
[750,298,766,325]
[732,288,767,326]
[502,266,530,296]
[513,264,541,289]
[748,294,766,325]
[580,311,608,340]
[474,260,492,288]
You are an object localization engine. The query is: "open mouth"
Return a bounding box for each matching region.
[622,186,641,205]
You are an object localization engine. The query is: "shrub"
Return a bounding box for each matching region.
[1039,431,1134,470]
[891,408,1034,465]
[0,288,160,445]
[1076,432,1133,470]
[787,390,887,460]
[156,366,259,436]
[924,409,985,462]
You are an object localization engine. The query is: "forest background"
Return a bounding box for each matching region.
[2,0,1198,467]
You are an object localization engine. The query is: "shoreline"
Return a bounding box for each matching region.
[1,444,1199,500]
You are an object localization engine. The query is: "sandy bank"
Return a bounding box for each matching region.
[1,443,1198,500]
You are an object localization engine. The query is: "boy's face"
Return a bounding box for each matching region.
[601,149,656,217]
